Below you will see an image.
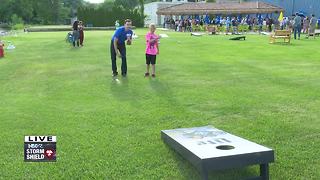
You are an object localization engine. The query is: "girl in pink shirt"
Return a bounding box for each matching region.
[145,23,159,77]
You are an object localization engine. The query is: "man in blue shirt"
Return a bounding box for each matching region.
[293,13,302,40]
[110,19,133,77]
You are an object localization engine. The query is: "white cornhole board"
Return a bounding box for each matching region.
[261,32,271,36]
[191,32,205,36]
[161,126,274,180]
[159,34,169,38]
[132,34,138,39]
[158,28,169,31]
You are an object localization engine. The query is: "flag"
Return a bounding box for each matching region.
[278,12,283,22]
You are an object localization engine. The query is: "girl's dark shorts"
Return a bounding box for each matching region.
[146,54,156,65]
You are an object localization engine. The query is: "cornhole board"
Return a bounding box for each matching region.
[161,126,274,180]
[229,36,246,40]
[191,32,205,36]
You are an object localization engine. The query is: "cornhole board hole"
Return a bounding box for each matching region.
[161,126,274,180]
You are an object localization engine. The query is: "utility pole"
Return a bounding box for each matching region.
[292,0,295,15]
[71,0,78,25]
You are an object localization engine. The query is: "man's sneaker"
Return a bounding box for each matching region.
[122,73,127,77]
[151,74,156,78]
[144,72,150,77]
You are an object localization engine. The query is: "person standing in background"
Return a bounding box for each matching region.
[225,17,231,35]
[79,21,84,46]
[293,13,302,40]
[303,17,310,34]
[307,14,317,39]
[0,40,4,58]
[72,20,80,47]
[115,20,120,30]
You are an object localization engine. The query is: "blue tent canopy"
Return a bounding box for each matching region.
[216,16,221,24]
[246,15,250,23]
[195,15,200,21]
[298,10,307,17]
[258,14,263,24]
[205,14,210,24]
[237,15,242,22]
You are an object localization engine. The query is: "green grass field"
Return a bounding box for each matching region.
[0,29,319,179]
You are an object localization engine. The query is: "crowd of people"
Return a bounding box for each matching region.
[73,14,318,78]
[163,14,320,35]
[72,20,85,47]
[290,13,318,39]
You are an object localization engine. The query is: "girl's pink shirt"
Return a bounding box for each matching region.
[145,32,158,55]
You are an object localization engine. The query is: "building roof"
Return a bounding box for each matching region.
[157,2,284,15]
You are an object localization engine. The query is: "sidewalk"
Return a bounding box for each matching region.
[0,28,9,36]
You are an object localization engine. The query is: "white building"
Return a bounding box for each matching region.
[144,0,206,27]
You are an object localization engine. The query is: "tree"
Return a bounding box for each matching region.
[0,0,144,26]
[0,0,35,23]
[139,0,144,16]
[1,0,88,25]
[0,0,14,23]
[99,0,115,11]
[114,0,139,9]
[144,0,158,3]
[138,0,144,25]
[11,14,24,25]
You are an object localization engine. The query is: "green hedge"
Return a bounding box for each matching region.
[26,26,136,32]
[78,6,144,27]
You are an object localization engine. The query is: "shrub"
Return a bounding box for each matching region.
[11,14,24,25]
[12,23,24,30]
[10,14,24,30]
[78,6,144,27]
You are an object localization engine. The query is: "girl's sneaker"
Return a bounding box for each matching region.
[151,74,156,78]
[144,72,150,77]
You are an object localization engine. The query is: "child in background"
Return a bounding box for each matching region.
[145,23,159,78]
[79,21,84,46]
[115,20,120,30]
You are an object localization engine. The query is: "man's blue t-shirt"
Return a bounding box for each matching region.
[112,26,133,44]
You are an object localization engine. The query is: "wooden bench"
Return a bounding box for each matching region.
[270,30,291,43]
[309,32,320,37]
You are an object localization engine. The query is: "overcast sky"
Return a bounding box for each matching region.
[84,0,104,3]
